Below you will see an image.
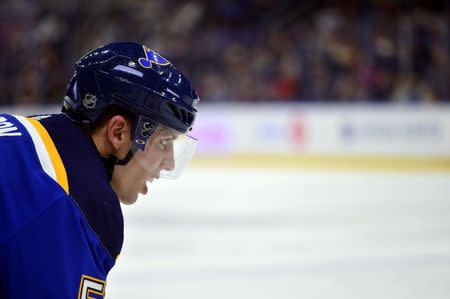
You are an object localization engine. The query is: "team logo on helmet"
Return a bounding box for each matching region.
[138,46,171,69]
[82,93,97,109]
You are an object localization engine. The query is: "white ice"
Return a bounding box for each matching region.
[107,168,450,299]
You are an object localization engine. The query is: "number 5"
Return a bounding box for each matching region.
[78,274,106,299]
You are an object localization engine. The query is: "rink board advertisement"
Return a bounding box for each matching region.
[191,104,450,157]
[1,104,450,170]
[189,104,450,171]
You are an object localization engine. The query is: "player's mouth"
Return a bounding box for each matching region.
[142,182,148,195]
[142,174,159,195]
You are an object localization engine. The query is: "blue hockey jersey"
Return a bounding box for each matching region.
[0,113,124,298]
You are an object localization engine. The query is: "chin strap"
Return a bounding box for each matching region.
[115,148,135,165]
[101,144,138,181]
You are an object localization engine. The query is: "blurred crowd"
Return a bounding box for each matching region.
[0,0,449,105]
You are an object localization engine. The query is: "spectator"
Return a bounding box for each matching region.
[0,0,448,105]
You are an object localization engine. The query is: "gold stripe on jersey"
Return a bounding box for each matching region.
[27,118,69,194]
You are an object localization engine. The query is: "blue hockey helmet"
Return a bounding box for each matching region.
[63,42,199,179]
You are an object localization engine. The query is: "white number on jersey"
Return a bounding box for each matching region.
[78,274,106,299]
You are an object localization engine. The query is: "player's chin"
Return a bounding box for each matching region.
[118,181,148,205]
[119,196,138,205]
[118,191,140,205]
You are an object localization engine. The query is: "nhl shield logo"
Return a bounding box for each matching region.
[83,93,97,109]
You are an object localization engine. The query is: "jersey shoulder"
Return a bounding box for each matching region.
[39,113,124,260]
[0,113,68,243]
[0,113,123,260]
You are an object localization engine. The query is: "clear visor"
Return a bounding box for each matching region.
[133,125,197,180]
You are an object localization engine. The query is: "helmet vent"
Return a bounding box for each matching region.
[167,102,182,120]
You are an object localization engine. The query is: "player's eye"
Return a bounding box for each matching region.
[158,139,171,151]
[158,140,167,151]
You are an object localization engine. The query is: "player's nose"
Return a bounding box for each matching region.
[161,152,175,171]
[161,158,174,171]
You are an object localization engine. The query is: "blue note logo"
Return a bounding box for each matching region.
[138,46,171,68]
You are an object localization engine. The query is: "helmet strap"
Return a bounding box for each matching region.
[101,144,137,181]
[115,148,135,165]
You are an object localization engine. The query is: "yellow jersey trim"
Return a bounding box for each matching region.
[27,118,69,194]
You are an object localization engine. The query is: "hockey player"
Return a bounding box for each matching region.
[0,42,199,298]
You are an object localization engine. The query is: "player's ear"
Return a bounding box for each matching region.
[107,115,131,150]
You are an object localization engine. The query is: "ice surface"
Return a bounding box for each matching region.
[107,168,450,299]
